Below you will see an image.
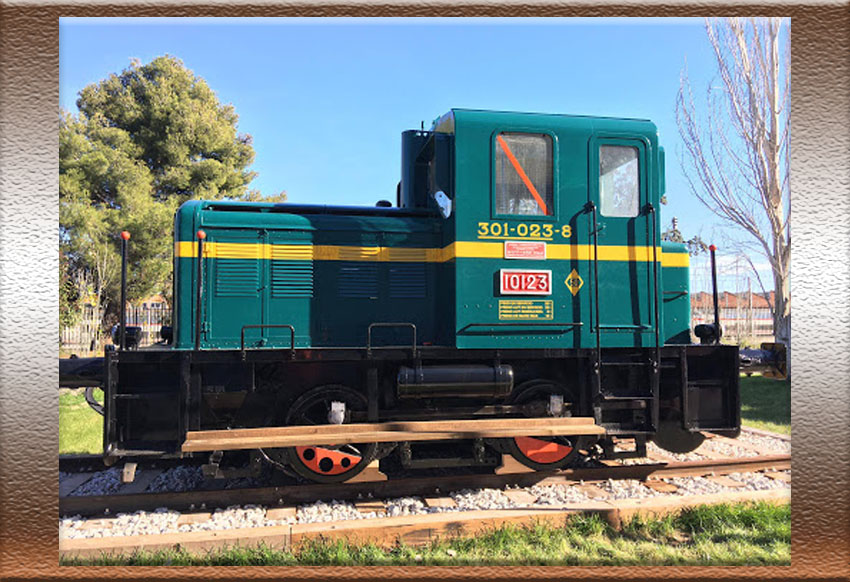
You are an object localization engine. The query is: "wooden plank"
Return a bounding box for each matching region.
[354,500,386,513]
[502,489,539,505]
[266,507,297,521]
[345,460,387,483]
[575,484,609,499]
[645,449,679,462]
[423,496,457,509]
[494,455,536,475]
[121,462,138,484]
[288,506,606,548]
[386,417,598,431]
[183,417,605,452]
[691,446,731,460]
[606,487,790,528]
[764,471,791,483]
[183,425,608,451]
[187,417,598,441]
[645,481,679,493]
[78,518,116,531]
[706,475,747,488]
[176,512,212,526]
[60,523,293,559]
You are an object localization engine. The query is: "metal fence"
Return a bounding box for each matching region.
[692,304,775,345]
[60,303,169,356]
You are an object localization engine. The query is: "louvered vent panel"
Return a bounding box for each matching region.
[215,259,259,297]
[271,260,314,298]
[339,262,379,298]
[389,264,427,298]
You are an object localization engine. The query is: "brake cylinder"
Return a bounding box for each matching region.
[396,364,514,399]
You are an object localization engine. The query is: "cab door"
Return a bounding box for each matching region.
[456,128,574,349]
[588,137,657,347]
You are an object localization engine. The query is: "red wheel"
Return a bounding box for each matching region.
[282,385,377,483]
[506,435,580,470]
[513,436,575,464]
[503,379,587,471]
[291,444,367,477]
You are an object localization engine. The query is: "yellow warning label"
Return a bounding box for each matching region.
[565,269,584,296]
[498,299,554,320]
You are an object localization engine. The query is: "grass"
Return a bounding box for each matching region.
[61,501,790,566]
[59,388,103,455]
[738,375,790,435]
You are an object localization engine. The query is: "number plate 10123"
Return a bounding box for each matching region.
[499,269,552,296]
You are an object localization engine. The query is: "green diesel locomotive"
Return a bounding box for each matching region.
[99,109,740,482]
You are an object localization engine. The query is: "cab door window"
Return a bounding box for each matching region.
[599,145,640,217]
[495,132,553,217]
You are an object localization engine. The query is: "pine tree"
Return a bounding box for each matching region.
[60,55,260,326]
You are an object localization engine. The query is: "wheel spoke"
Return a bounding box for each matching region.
[282,384,377,483]
[339,443,362,456]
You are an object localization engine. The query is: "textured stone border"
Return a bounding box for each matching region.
[59,487,790,559]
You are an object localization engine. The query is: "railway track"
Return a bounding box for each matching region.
[59,429,791,558]
[60,451,790,518]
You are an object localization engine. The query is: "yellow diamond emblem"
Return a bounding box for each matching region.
[565,269,583,296]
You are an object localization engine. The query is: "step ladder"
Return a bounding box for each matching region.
[586,201,661,434]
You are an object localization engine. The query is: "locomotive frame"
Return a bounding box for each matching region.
[99,109,741,483]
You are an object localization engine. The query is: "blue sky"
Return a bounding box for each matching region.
[59,17,777,291]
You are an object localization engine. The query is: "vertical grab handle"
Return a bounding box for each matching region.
[119,231,130,351]
[648,204,661,367]
[195,230,206,351]
[585,201,602,371]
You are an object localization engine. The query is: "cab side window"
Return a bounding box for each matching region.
[495,132,553,217]
[599,145,639,217]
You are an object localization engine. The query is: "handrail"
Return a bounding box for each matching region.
[240,324,296,360]
[367,323,417,358]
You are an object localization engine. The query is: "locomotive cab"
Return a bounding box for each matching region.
[401,109,690,351]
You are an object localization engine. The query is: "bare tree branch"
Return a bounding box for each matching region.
[676,17,791,347]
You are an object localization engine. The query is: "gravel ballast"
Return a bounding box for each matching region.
[60,468,790,540]
[738,431,791,454]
